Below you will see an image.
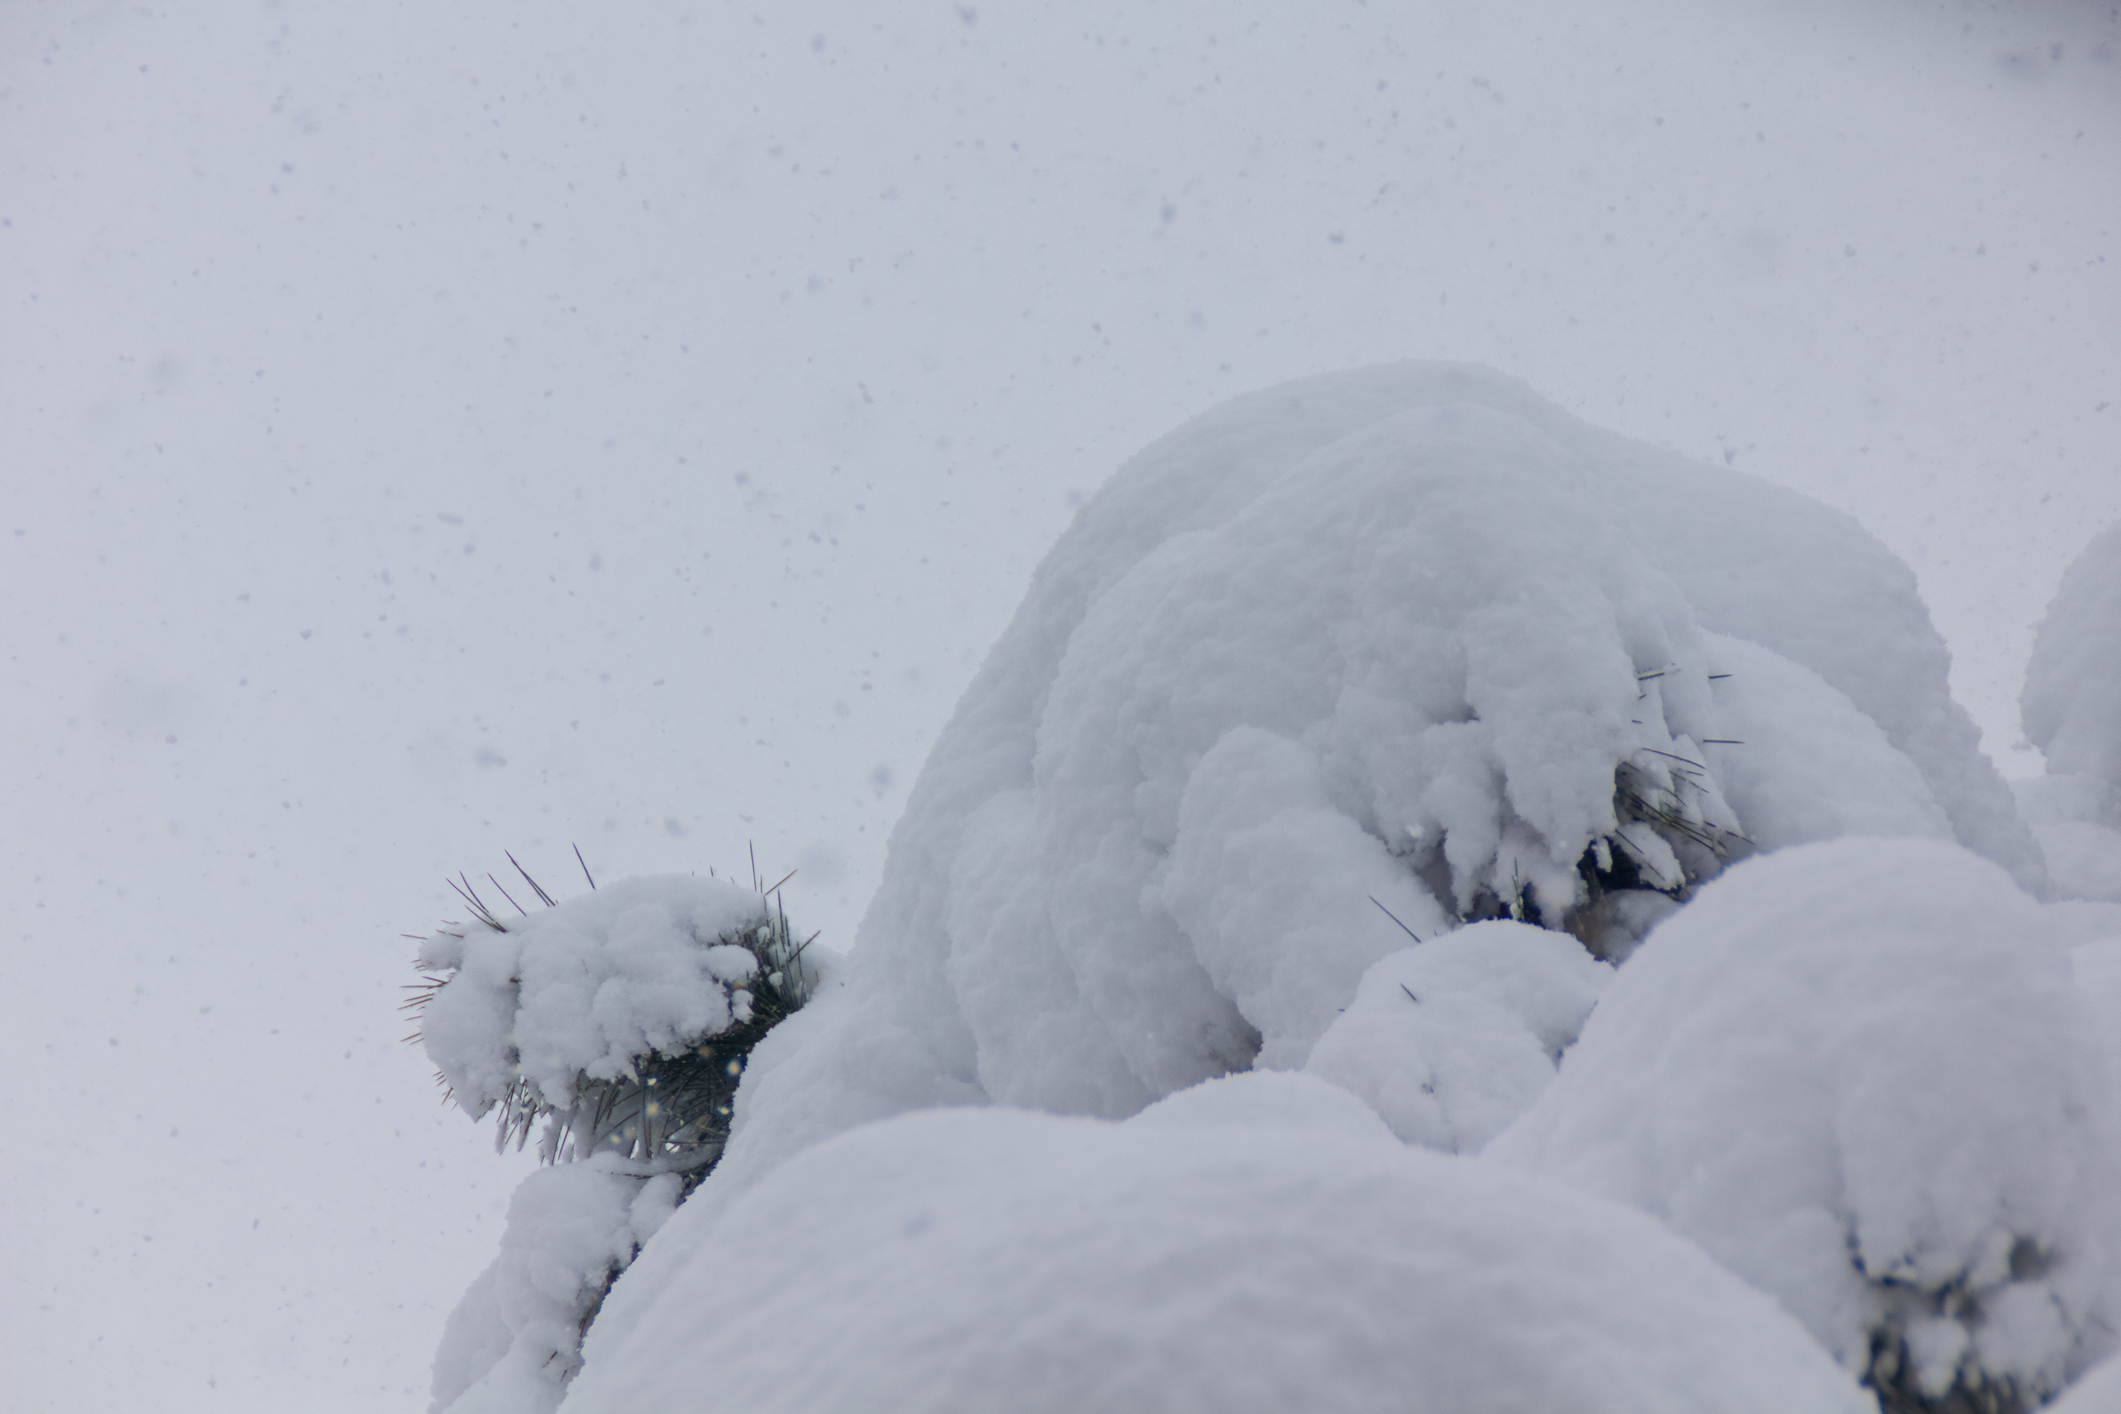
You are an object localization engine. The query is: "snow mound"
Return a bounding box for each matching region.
[2025,520,2121,787]
[834,360,2017,1125]
[1489,837,2121,1405]
[418,875,780,1141]
[563,1084,1874,1414]
[1303,920,1610,1152]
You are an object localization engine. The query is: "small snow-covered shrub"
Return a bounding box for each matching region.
[415,873,816,1172]
[563,1075,1876,1414]
[412,869,818,1414]
[1489,837,2121,1410]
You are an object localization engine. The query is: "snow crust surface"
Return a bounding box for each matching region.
[1488,837,2121,1401]
[563,1077,1874,1414]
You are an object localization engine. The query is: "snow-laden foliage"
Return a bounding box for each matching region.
[562,1074,1875,1414]
[417,874,812,1165]
[1489,838,2121,1408]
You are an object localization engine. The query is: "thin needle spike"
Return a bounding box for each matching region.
[1370,895,1425,944]
[574,843,597,890]
[508,851,558,907]
[1400,983,1422,1005]
[447,875,505,931]
[762,869,797,898]
[488,874,530,917]
[1634,747,1709,772]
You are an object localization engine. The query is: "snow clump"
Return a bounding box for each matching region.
[1302,920,1610,1152]
[430,1158,681,1414]
[1488,836,2121,1407]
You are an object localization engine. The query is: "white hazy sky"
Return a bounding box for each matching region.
[3,2,2116,1410]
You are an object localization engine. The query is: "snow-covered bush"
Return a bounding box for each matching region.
[1489,837,2121,1409]
[2019,520,2121,905]
[411,363,2121,1412]
[723,361,2024,1170]
[413,872,819,1414]
[562,1074,1876,1414]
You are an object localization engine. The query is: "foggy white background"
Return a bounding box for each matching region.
[3,1,2115,1409]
